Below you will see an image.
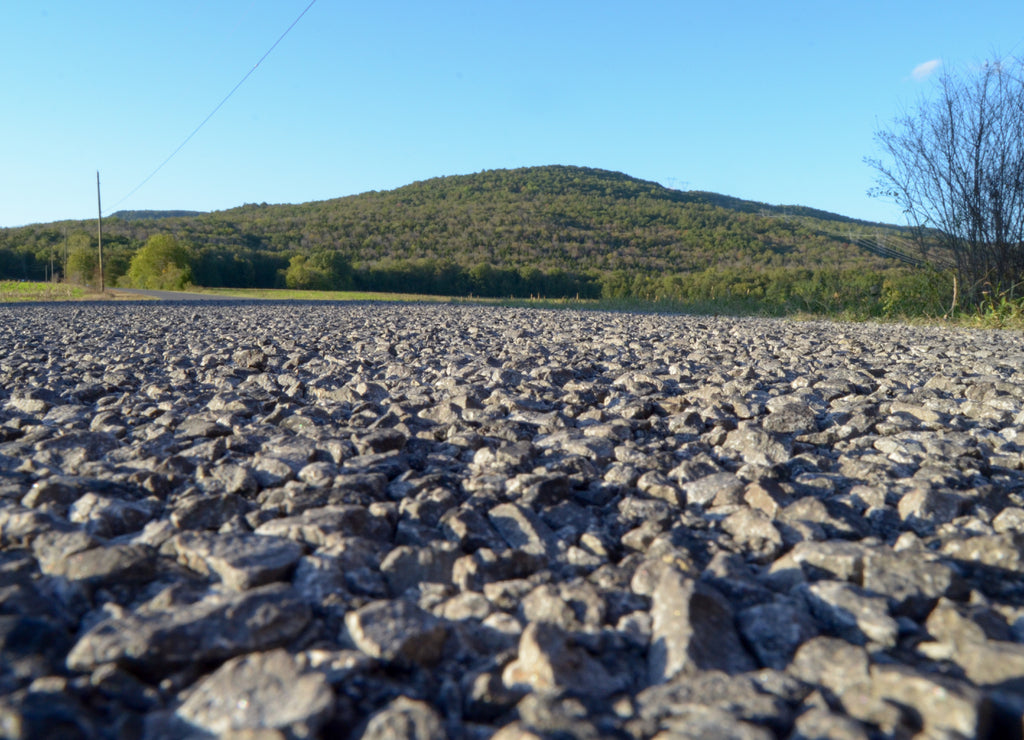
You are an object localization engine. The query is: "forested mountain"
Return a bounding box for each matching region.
[0,165,938,314]
[110,210,205,221]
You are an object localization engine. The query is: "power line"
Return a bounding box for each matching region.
[107,0,318,213]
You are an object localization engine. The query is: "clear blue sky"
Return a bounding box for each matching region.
[3,1,1023,228]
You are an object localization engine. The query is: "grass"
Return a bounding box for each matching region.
[0,281,98,302]
[180,286,463,302]
[182,287,608,309]
[955,294,1024,330]
[5,280,1022,330]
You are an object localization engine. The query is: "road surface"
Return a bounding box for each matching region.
[111,288,248,301]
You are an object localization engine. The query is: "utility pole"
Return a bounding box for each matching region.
[96,171,104,292]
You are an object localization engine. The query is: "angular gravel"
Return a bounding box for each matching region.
[1,300,1023,739]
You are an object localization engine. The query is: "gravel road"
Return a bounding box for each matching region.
[111,288,243,301]
[1,300,1023,739]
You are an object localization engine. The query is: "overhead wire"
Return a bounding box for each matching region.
[107,0,318,213]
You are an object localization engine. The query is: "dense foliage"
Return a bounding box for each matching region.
[0,165,941,314]
[124,234,193,290]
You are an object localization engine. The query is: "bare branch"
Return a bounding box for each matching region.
[867,56,1024,302]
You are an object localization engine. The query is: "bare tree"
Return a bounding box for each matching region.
[867,57,1024,306]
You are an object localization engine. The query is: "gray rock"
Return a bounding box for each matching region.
[867,663,991,739]
[440,505,508,552]
[463,670,526,723]
[789,707,871,740]
[721,508,784,562]
[452,547,549,591]
[789,636,870,696]
[860,548,967,619]
[355,696,447,740]
[21,476,83,513]
[921,598,1024,693]
[487,502,561,558]
[344,599,448,665]
[737,598,818,670]
[176,649,334,737]
[68,492,156,538]
[66,583,311,672]
[637,671,792,734]
[648,567,756,684]
[255,504,391,545]
[682,472,745,508]
[700,551,775,609]
[59,542,160,589]
[172,531,304,591]
[380,542,460,595]
[502,621,628,698]
[763,397,819,434]
[896,486,962,534]
[170,492,249,530]
[653,705,776,739]
[940,533,1024,598]
[722,423,792,466]
[30,529,99,574]
[800,580,899,647]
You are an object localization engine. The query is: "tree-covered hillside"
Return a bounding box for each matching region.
[0,165,942,314]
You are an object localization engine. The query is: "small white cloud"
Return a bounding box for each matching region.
[911,59,942,81]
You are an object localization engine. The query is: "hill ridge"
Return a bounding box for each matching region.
[1,165,923,302]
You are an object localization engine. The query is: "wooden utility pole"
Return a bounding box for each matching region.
[96,171,104,292]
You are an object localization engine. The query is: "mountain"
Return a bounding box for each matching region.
[154,165,912,272]
[1,165,926,308]
[110,210,205,221]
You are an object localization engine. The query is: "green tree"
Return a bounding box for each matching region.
[66,245,98,286]
[284,254,326,290]
[125,234,193,290]
[283,250,352,290]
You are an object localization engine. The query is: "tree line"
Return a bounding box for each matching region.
[0,165,946,315]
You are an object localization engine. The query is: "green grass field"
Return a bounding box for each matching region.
[181,287,462,302]
[4,281,1020,329]
[0,281,96,302]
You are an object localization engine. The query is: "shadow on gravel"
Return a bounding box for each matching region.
[944,557,1024,604]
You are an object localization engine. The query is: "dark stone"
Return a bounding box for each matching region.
[66,584,311,674]
[0,615,72,684]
